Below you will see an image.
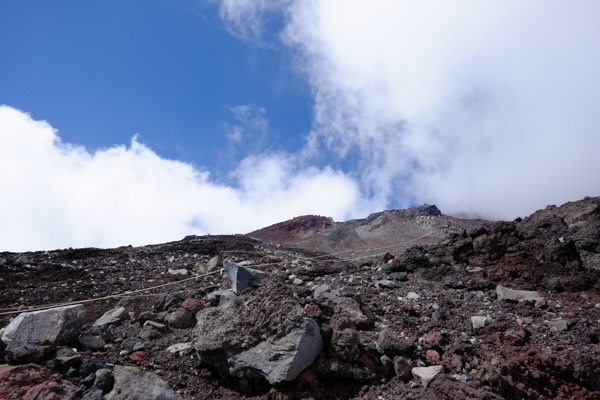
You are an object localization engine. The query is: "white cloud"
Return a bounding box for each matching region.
[213,0,292,40]
[217,0,600,219]
[0,106,360,251]
[230,104,268,132]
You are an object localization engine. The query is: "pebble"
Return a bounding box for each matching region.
[375,280,396,289]
[168,269,188,276]
[546,320,568,331]
[406,292,420,300]
[348,276,359,285]
[129,351,147,362]
[471,316,494,329]
[595,303,600,308]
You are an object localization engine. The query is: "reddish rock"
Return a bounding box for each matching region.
[183,298,209,314]
[450,354,463,369]
[426,349,441,364]
[425,331,443,344]
[304,304,322,318]
[503,328,528,346]
[0,364,76,400]
[129,351,147,362]
[297,368,317,383]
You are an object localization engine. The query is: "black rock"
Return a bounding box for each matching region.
[392,272,409,282]
[542,277,564,291]
[6,344,56,365]
[80,356,103,377]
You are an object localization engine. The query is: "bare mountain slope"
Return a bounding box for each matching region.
[247,204,494,258]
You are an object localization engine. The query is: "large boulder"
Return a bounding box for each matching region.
[194,277,323,384]
[105,365,182,400]
[223,260,269,295]
[1,305,85,350]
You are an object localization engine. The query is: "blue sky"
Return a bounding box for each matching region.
[0,1,311,176]
[2,1,600,251]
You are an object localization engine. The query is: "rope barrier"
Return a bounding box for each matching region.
[0,270,222,316]
[0,232,432,317]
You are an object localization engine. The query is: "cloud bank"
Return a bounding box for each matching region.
[0,106,359,251]
[4,1,600,250]
[218,0,600,218]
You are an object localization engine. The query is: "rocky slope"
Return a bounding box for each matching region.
[0,197,599,399]
[246,204,494,259]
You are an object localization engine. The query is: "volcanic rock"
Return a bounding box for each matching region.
[394,356,413,382]
[164,307,194,329]
[1,305,85,350]
[0,363,77,399]
[471,316,494,329]
[194,277,323,384]
[105,365,182,400]
[79,335,106,350]
[412,365,444,388]
[495,285,546,308]
[330,314,360,362]
[375,329,416,358]
[93,306,127,328]
[223,259,270,295]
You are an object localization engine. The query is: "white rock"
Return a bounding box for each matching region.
[166,343,193,356]
[406,292,420,300]
[293,278,304,285]
[471,316,494,329]
[412,365,443,387]
[168,269,188,276]
[496,285,545,308]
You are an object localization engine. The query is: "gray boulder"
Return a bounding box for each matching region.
[194,277,323,384]
[223,260,269,295]
[105,365,182,400]
[207,255,221,272]
[164,308,194,329]
[312,284,330,299]
[93,306,127,328]
[317,292,372,328]
[1,305,85,350]
[218,289,238,308]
